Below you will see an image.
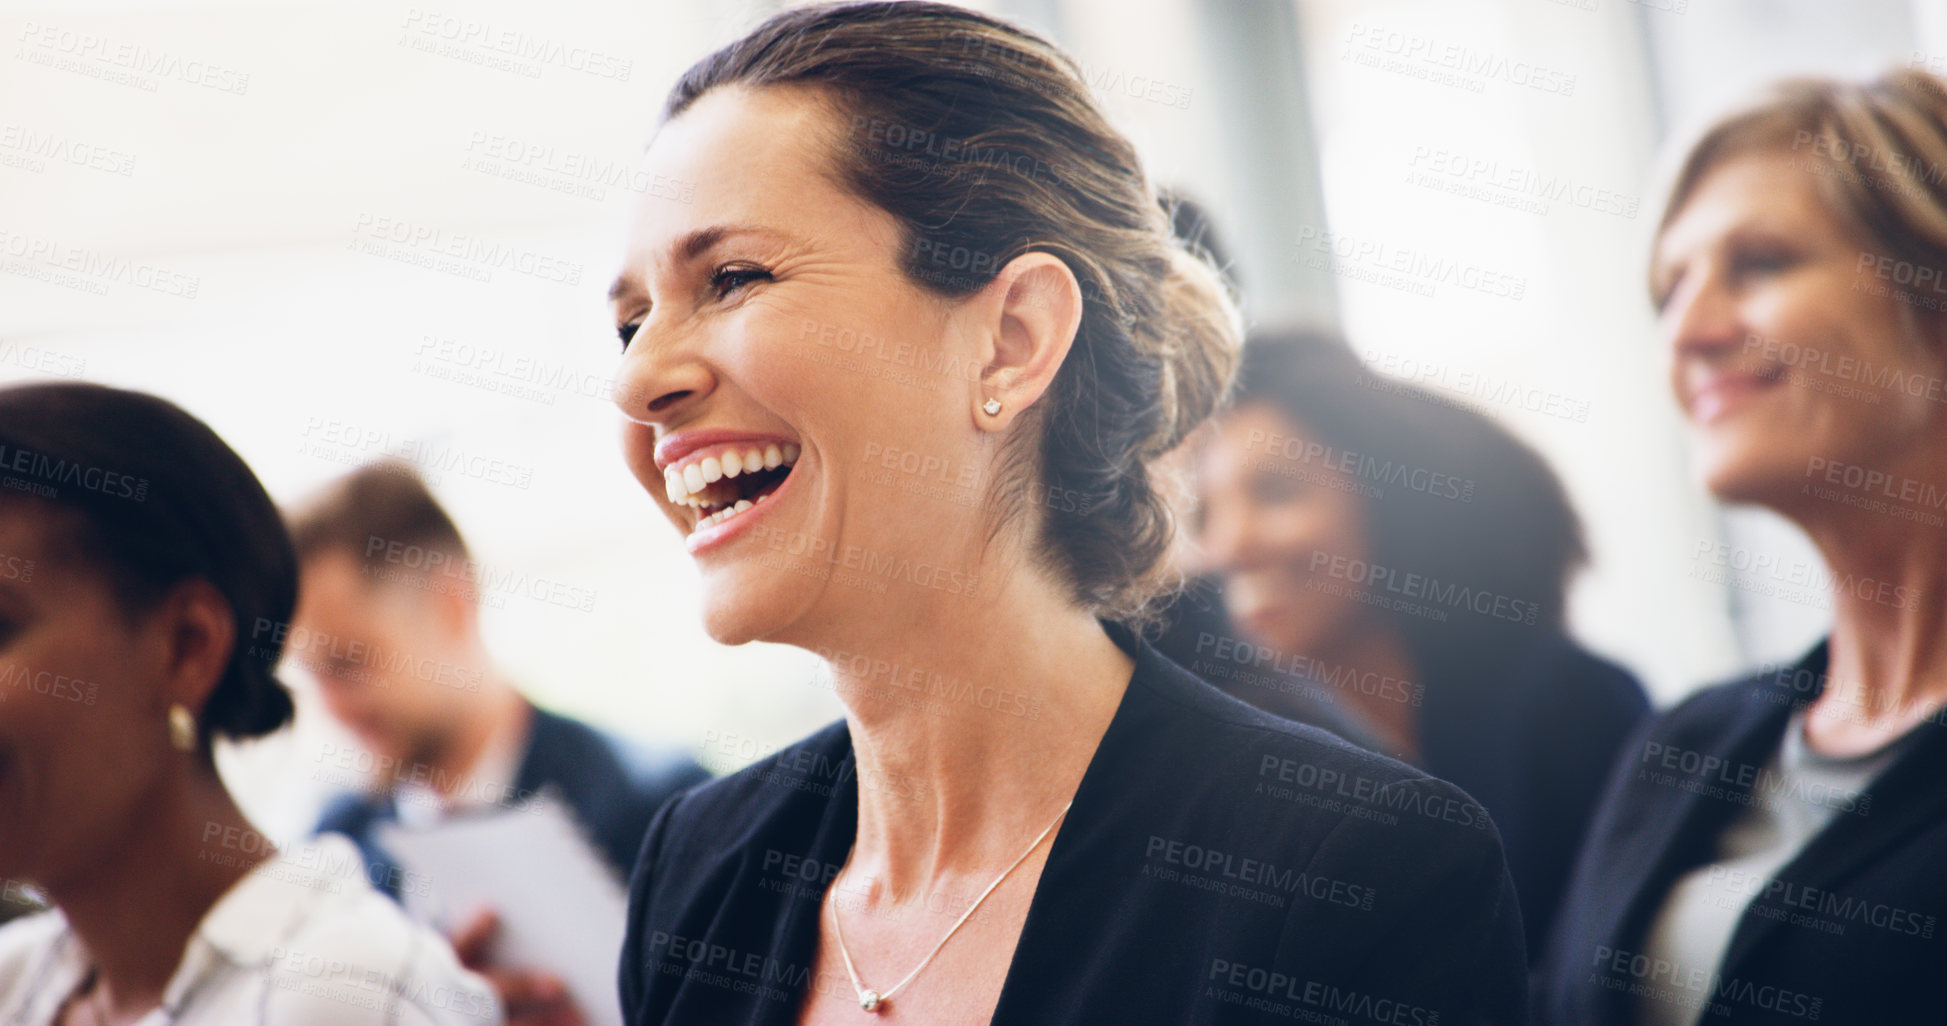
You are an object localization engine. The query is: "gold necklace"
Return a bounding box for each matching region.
[827,801,1072,1015]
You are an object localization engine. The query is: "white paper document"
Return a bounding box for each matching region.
[377,793,628,1026]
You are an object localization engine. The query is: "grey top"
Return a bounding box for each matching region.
[1634,710,1909,1026]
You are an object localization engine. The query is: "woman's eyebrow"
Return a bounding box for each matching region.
[606,274,641,305]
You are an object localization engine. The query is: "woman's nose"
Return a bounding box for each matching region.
[611,320,717,427]
[1198,501,1253,572]
[1664,269,1742,362]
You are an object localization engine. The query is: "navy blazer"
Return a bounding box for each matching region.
[1533,641,1947,1025]
[1418,635,1650,956]
[318,704,711,898]
[619,624,1527,1025]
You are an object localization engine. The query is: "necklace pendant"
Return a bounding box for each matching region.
[859,989,883,1013]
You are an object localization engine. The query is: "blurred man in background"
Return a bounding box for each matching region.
[284,460,709,1025]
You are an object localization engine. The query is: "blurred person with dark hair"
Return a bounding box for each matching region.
[1145,195,1386,749]
[1536,69,1947,1026]
[1160,189,1241,295]
[1195,329,1650,954]
[0,383,497,1025]
[285,460,708,1026]
[604,3,1527,1023]
[1146,568,1388,751]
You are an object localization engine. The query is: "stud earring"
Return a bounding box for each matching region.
[982,398,1002,416]
[168,703,197,753]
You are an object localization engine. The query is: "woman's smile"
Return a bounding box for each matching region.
[655,430,803,547]
[1683,365,1786,425]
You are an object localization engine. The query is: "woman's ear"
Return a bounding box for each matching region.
[153,577,235,717]
[975,252,1084,431]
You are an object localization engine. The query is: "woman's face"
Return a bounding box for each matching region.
[1653,149,1947,509]
[0,504,176,887]
[1195,401,1376,657]
[608,85,996,645]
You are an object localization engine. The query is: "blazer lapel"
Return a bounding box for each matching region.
[509,699,550,798]
[1716,712,1947,979]
[1586,684,1794,1024]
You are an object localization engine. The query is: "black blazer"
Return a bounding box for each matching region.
[1418,635,1650,956]
[319,704,711,897]
[1146,575,1646,954]
[1534,641,1947,1025]
[620,624,1527,1025]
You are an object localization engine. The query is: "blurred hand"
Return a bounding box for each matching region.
[450,908,587,1026]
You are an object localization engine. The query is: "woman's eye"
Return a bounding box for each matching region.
[616,320,641,353]
[1650,272,1677,315]
[1733,245,1795,279]
[1251,474,1307,505]
[711,266,772,298]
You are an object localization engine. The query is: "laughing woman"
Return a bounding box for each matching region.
[607,4,1525,1025]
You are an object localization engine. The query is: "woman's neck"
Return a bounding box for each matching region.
[804,569,1134,902]
[42,771,267,1016]
[1802,509,1947,756]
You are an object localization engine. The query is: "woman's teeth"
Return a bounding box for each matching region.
[695,496,761,531]
[663,442,799,531]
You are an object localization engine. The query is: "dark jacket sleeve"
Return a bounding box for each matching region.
[594,754,712,879]
[1280,777,1529,1026]
[1511,650,1650,950]
[518,709,712,880]
[1528,711,1665,1026]
[617,788,684,1026]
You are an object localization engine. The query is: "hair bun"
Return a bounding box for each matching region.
[1146,245,1244,456]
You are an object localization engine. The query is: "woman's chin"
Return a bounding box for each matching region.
[699,604,767,647]
[1233,605,1309,657]
[698,585,805,647]
[1690,422,1816,506]
[1698,456,1813,514]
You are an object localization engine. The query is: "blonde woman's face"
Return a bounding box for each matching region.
[1653,150,1947,511]
[606,85,997,646]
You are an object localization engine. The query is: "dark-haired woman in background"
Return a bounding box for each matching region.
[1536,70,1947,1026]
[607,3,1525,1024]
[1194,330,1650,955]
[0,383,497,1025]
[1147,195,1389,751]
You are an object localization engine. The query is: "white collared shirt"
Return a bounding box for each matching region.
[0,834,502,1025]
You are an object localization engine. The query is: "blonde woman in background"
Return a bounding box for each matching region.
[1536,69,1947,1026]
